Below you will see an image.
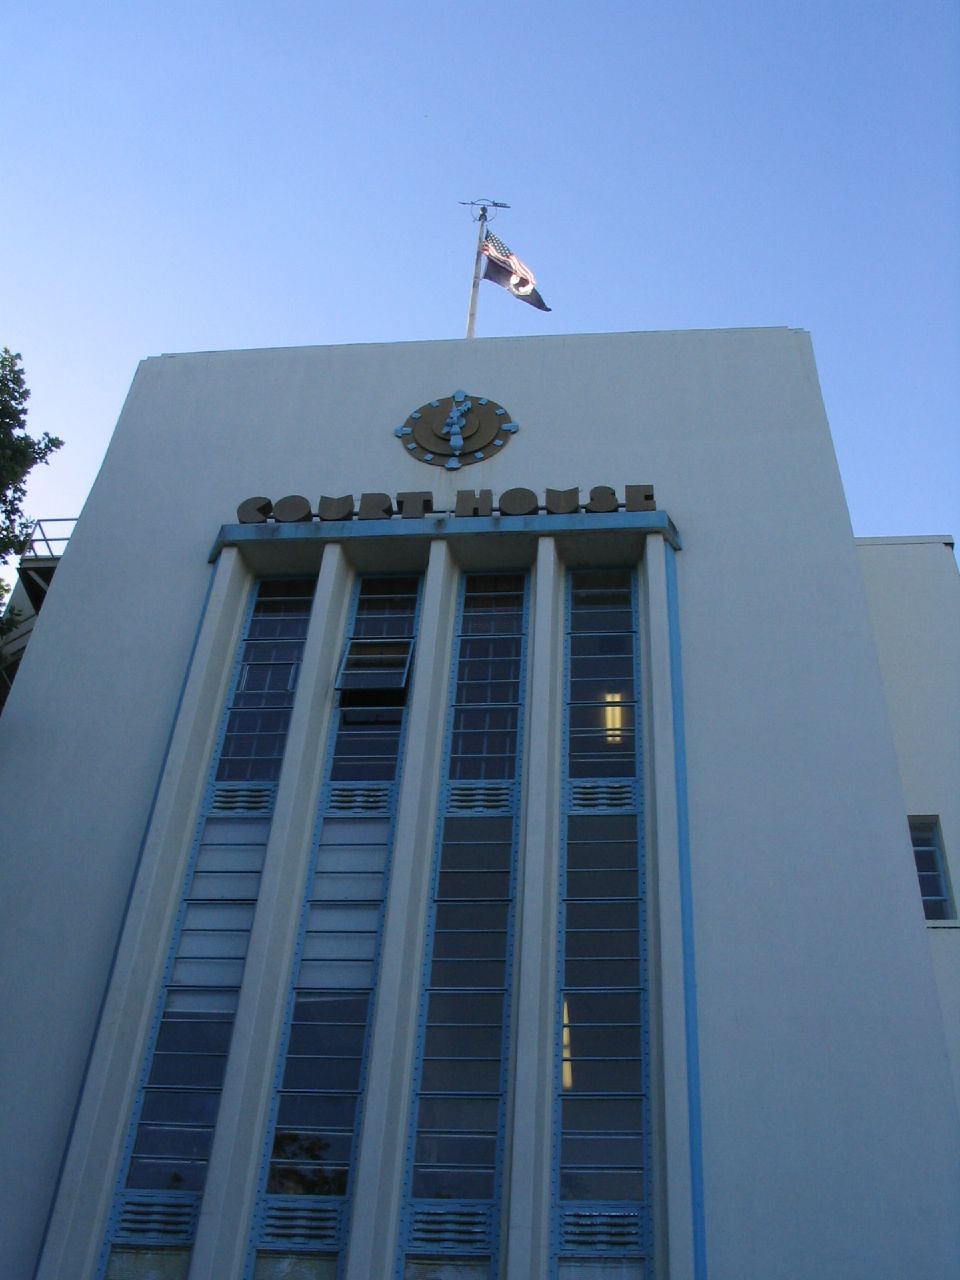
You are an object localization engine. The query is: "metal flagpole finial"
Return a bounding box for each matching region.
[460,198,511,223]
[462,199,510,338]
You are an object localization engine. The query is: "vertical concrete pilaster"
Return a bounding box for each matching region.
[504,536,564,1280]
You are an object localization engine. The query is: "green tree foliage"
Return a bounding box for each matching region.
[0,348,63,626]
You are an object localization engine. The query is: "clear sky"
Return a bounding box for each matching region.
[4,1,958,559]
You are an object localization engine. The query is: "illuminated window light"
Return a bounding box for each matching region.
[603,692,623,744]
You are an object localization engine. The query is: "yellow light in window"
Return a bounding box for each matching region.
[603,692,623,744]
[562,999,573,1090]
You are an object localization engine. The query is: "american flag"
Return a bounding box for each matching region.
[481,230,536,286]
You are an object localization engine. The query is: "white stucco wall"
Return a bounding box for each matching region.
[858,536,960,1108]
[2,330,958,1278]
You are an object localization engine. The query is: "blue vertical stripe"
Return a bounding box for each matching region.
[664,542,707,1280]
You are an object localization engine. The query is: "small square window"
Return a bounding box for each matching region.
[909,817,954,921]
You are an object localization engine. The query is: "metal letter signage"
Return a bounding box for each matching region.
[237,485,656,524]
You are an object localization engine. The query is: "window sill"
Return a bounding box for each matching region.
[926,921,960,929]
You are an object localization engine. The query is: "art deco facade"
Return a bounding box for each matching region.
[1,329,958,1280]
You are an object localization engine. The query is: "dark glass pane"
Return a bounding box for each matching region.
[287,1023,367,1056]
[155,1020,233,1054]
[133,1125,213,1159]
[412,1167,494,1199]
[567,842,638,871]
[415,1133,497,1166]
[566,902,638,929]
[562,992,641,1025]
[570,609,634,634]
[917,872,943,896]
[430,959,506,989]
[276,1093,357,1129]
[559,1168,643,1201]
[562,1096,643,1132]
[914,850,939,873]
[147,1054,228,1088]
[421,1059,501,1092]
[439,845,512,871]
[140,1090,221,1126]
[459,636,522,660]
[433,931,507,959]
[925,899,948,920]
[425,1025,502,1057]
[443,817,514,842]
[570,632,632,657]
[568,756,635,779]
[565,930,639,958]
[568,815,637,842]
[561,1059,642,1092]
[437,872,510,900]
[282,1056,362,1091]
[435,903,508,932]
[565,1024,642,1057]
[272,1129,353,1162]
[267,1163,348,1196]
[293,993,369,1023]
[127,1157,207,1192]
[417,1097,499,1131]
[271,1136,353,1167]
[561,1134,644,1167]
[565,959,640,988]
[567,870,639,899]
[448,755,515,780]
[427,992,503,1024]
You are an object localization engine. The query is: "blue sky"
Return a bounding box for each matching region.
[4,1,958,546]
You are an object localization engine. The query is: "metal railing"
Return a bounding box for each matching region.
[21,518,77,559]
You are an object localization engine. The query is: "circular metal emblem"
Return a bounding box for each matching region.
[394,390,519,469]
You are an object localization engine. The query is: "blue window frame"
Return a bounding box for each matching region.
[251,575,422,1278]
[103,578,316,1277]
[400,573,529,1280]
[910,817,954,921]
[553,569,651,1278]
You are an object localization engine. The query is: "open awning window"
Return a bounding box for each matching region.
[336,638,415,690]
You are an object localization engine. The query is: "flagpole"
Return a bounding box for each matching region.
[465,205,487,340]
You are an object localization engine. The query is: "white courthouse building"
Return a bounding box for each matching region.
[1,328,958,1280]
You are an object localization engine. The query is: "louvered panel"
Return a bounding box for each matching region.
[113,1191,199,1243]
[560,1206,643,1252]
[209,782,276,815]
[446,782,512,814]
[327,783,392,815]
[260,1195,342,1246]
[408,1203,493,1252]
[568,780,636,812]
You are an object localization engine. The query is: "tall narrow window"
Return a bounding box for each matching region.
[252,576,421,1280]
[401,574,528,1280]
[554,569,651,1279]
[910,817,954,921]
[104,578,316,1280]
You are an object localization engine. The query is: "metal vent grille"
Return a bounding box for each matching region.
[114,1192,199,1243]
[260,1196,342,1246]
[447,783,512,814]
[327,783,392,815]
[569,781,636,812]
[560,1207,643,1252]
[408,1204,493,1252]
[209,782,276,815]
